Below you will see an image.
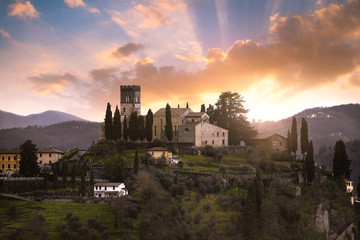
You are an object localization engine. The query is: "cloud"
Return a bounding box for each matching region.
[8,0,39,19]
[27,73,78,96]
[0,29,10,39]
[64,0,100,14]
[112,43,145,58]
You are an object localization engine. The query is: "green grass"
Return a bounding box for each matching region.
[0,200,116,239]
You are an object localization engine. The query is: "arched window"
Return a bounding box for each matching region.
[184,128,189,132]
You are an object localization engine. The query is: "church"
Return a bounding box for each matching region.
[100,85,228,147]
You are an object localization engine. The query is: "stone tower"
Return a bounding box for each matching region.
[120,85,141,118]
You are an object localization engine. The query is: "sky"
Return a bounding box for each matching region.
[1,0,360,122]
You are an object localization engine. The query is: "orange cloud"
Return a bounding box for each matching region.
[112,43,145,58]
[27,73,78,96]
[8,0,39,19]
[0,28,10,39]
[64,0,100,14]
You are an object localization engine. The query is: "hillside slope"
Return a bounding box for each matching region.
[0,121,99,151]
[252,104,360,152]
[0,110,86,129]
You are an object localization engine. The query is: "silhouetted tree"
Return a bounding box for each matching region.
[300,118,309,161]
[62,162,67,186]
[137,115,146,142]
[128,111,138,141]
[186,102,189,108]
[286,130,292,154]
[201,104,206,112]
[333,140,351,179]
[80,170,86,196]
[104,103,113,140]
[165,103,173,142]
[145,109,153,142]
[123,116,128,141]
[71,164,76,187]
[113,105,122,140]
[134,150,139,175]
[19,140,39,177]
[291,117,298,156]
[306,140,315,182]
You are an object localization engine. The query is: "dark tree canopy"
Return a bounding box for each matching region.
[137,115,146,142]
[201,104,206,112]
[333,140,351,179]
[300,118,309,160]
[207,91,256,145]
[113,105,122,140]
[19,140,40,177]
[305,140,315,182]
[104,102,113,140]
[134,150,139,175]
[291,117,298,155]
[128,111,139,141]
[286,130,292,154]
[145,109,153,142]
[165,103,173,142]
[123,116,128,141]
[103,155,129,182]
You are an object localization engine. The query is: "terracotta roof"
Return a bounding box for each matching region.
[185,112,208,117]
[147,147,170,152]
[0,148,20,154]
[153,108,191,117]
[253,134,286,140]
[94,182,124,187]
[38,148,64,154]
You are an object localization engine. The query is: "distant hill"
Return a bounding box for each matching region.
[252,104,360,152]
[0,110,86,129]
[0,121,99,151]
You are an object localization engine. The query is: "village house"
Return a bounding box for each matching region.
[37,148,64,166]
[0,148,20,173]
[147,147,172,165]
[251,134,287,151]
[93,182,128,198]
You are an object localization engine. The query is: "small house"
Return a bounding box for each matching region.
[94,182,128,198]
[147,147,172,165]
[251,134,287,152]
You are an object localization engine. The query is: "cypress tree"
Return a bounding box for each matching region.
[123,116,128,141]
[105,103,113,140]
[333,140,351,179]
[145,109,153,142]
[128,111,139,141]
[113,106,122,140]
[71,164,76,187]
[186,102,189,108]
[134,150,139,175]
[300,118,309,161]
[178,104,180,108]
[306,140,315,182]
[138,115,146,142]
[62,162,67,187]
[165,103,173,142]
[286,130,292,154]
[80,170,86,196]
[291,117,298,156]
[19,140,40,177]
[201,104,206,112]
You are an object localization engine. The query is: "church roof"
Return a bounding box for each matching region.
[154,108,191,117]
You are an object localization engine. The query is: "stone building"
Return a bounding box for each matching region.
[120,85,141,119]
[251,134,287,151]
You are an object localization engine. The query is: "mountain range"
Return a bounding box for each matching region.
[0,110,86,129]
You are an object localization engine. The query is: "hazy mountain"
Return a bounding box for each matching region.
[0,110,86,129]
[252,103,360,153]
[0,121,99,151]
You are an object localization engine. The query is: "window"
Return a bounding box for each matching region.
[184,128,189,132]
[2,156,4,160]
[40,161,42,164]
[205,140,207,144]
[192,119,194,122]
[217,132,219,137]
[8,156,10,160]
[222,139,225,145]
[49,153,52,157]
[14,156,17,160]
[123,107,126,112]
[113,186,115,190]
[212,140,214,145]
[40,153,42,157]
[8,164,10,169]
[49,161,52,164]
[152,152,154,156]
[95,186,98,190]
[223,132,225,137]
[14,164,16,169]
[1,164,4,169]
[126,96,129,102]
[105,187,107,190]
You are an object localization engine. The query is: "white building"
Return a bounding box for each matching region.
[94,182,128,198]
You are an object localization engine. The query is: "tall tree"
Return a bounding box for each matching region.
[300,118,309,161]
[306,140,315,182]
[186,102,189,108]
[134,150,139,175]
[62,162,67,186]
[145,109,153,142]
[123,116,128,141]
[80,169,86,196]
[200,104,206,112]
[104,103,113,140]
[165,103,173,142]
[113,106,122,140]
[137,115,146,142]
[207,92,256,145]
[286,130,292,154]
[291,117,298,156]
[71,164,76,187]
[19,140,40,177]
[128,111,139,141]
[178,104,180,108]
[333,140,351,179]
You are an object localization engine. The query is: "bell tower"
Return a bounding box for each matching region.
[120,85,141,118]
